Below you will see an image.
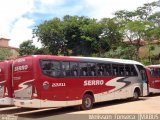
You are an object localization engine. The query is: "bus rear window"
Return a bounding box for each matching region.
[40,60,61,77]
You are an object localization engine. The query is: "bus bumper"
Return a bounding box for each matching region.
[13,99,41,108]
[0,97,13,105]
[14,99,81,108]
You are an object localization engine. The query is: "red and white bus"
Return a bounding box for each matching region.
[0,60,13,105]
[146,65,160,94]
[13,55,148,109]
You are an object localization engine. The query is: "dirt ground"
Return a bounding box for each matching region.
[0,94,160,120]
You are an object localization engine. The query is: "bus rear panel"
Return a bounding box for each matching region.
[0,60,13,105]
[13,56,41,108]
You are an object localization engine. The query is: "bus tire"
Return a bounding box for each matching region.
[132,89,140,101]
[81,94,93,110]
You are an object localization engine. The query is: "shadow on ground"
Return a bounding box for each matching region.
[14,97,148,120]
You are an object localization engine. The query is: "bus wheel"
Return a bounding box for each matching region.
[81,94,93,110]
[132,90,139,101]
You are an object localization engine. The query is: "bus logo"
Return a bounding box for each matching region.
[84,80,104,86]
[14,79,34,93]
[43,81,50,90]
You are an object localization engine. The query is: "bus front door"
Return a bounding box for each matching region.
[140,69,149,96]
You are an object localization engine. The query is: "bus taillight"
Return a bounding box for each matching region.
[4,87,8,97]
[32,86,38,98]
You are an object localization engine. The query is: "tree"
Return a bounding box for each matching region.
[106,45,136,59]
[78,17,105,56]
[136,2,157,21]
[34,15,105,56]
[63,15,93,55]
[124,21,153,59]
[33,15,124,57]
[0,48,12,60]
[99,18,123,50]
[61,15,104,56]
[33,1,160,59]
[114,1,160,61]
[34,47,51,55]
[18,40,37,56]
[33,18,66,55]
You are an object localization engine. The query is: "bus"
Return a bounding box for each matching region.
[13,55,148,109]
[0,60,13,105]
[146,65,160,94]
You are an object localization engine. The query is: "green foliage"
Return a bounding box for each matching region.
[34,47,51,55]
[99,18,123,49]
[63,15,99,55]
[105,45,136,59]
[33,18,65,55]
[18,40,36,56]
[18,40,51,56]
[32,0,160,64]
[33,15,122,56]
[0,48,12,60]
[140,59,151,65]
[114,0,160,61]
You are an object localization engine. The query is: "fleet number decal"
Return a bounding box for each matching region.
[14,65,29,71]
[52,83,66,87]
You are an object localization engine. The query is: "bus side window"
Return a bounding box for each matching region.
[50,61,61,77]
[154,68,158,77]
[104,64,112,76]
[125,65,138,76]
[125,65,131,76]
[41,60,61,77]
[130,65,138,76]
[79,63,88,76]
[70,62,79,77]
[88,63,96,76]
[97,63,105,76]
[136,65,147,79]
[119,64,125,76]
[150,68,160,77]
[112,64,119,76]
[62,61,70,77]
[158,68,160,77]
[150,68,156,76]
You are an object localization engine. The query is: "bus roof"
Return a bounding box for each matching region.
[146,64,160,68]
[71,56,144,66]
[16,55,144,66]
